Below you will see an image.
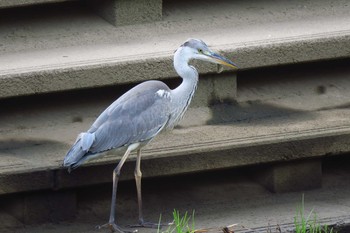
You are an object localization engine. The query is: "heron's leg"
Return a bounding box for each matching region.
[135,149,144,224]
[110,149,130,224]
[97,146,136,233]
[129,149,172,229]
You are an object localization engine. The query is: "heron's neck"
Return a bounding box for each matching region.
[173,64,198,96]
[167,49,199,128]
[172,49,199,104]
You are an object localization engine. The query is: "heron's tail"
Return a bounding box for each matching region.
[63,132,95,172]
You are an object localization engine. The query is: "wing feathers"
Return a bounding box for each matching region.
[80,132,95,151]
[64,80,172,170]
[88,81,171,154]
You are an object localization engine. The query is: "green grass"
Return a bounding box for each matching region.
[158,195,337,233]
[294,194,335,233]
[158,209,196,233]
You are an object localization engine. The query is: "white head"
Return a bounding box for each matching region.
[175,38,238,69]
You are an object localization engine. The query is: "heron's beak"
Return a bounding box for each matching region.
[208,52,238,69]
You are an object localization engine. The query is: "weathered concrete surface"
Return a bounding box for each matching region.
[1,60,350,195]
[0,0,350,98]
[1,157,350,233]
[2,191,76,225]
[88,0,162,26]
[255,159,322,193]
[0,0,72,8]
[1,0,162,25]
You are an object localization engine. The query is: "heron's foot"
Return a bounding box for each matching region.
[96,222,138,233]
[129,220,174,229]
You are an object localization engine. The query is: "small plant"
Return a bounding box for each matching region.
[158,209,196,233]
[294,194,335,233]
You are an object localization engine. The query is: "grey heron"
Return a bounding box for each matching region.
[63,38,238,233]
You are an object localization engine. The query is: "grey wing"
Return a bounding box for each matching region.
[87,81,171,154]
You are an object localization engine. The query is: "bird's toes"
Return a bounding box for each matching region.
[96,222,137,233]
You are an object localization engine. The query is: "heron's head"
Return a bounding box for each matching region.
[178,38,238,69]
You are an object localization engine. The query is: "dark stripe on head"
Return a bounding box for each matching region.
[183,41,190,47]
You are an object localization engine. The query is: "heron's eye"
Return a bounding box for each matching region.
[198,49,203,54]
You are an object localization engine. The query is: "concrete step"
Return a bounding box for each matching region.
[0,0,73,8]
[2,157,350,232]
[1,0,350,99]
[0,0,162,26]
[1,59,350,195]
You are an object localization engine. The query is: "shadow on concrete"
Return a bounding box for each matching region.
[316,102,350,111]
[0,138,68,158]
[206,99,316,126]
[0,138,65,150]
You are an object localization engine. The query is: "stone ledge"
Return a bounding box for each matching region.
[0,0,73,8]
[87,0,162,26]
[1,31,349,99]
[1,111,350,195]
[1,0,350,99]
[2,60,350,195]
[0,0,162,27]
